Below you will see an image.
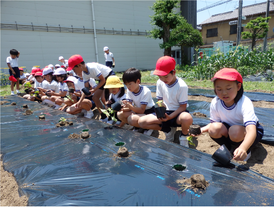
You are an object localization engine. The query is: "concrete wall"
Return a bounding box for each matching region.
[1,0,163,73]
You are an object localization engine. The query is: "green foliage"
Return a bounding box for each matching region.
[0,73,10,86]
[149,0,203,55]
[242,16,271,50]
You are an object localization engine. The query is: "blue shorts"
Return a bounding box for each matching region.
[76,96,95,110]
[9,67,20,78]
[106,61,113,68]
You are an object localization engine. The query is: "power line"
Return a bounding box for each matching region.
[197,0,233,12]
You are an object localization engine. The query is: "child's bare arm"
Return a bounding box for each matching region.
[7,63,15,74]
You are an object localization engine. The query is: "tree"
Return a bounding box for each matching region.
[242,16,271,50]
[149,0,203,60]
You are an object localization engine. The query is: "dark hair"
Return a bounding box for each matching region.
[104,87,125,101]
[214,80,244,104]
[56,74,68,81]
[122,67,141,84]
[169,69,175,75]
[10,49,19,55]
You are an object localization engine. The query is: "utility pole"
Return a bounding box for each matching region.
[263,0,270,51]
[236,0,243,46]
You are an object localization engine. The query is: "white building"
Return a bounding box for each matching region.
[1,0,164,72]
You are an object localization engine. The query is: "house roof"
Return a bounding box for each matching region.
[199,1,274,25]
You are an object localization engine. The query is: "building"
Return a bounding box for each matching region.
[198,1,274,47]
[1,1,164,72]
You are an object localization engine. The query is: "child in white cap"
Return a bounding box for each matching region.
[103,46,115,68]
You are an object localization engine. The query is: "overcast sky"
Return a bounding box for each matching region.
[197,0,267,24]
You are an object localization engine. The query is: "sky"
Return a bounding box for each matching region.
[197,0,268,24]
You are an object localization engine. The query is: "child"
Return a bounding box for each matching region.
[19,68,27,85]
[117,67,155,134]
[200,68,264,161]
[103,46,115,68]
[6,49,20,95]
[63,76,96,119]
[38,68,59,106]
[23,71,44,102]
[103,75,127,126]
[66,54,115,121]
[47,68,68,109]
[59,56,68,68]
[138,56,193,146]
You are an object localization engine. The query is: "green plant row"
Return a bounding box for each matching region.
[177,46,274,81]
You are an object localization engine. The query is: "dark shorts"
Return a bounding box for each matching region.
[84,95,96,110]
[222,122,263,149]
[144,106,155,114]
[161,110,190,128]
[99,71,115,90]
[105,61,113,68]
[9,67,20,78]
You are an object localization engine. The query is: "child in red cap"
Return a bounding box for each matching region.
[67,54,115,121]
[138,56,193,146]
[200,68,264,161]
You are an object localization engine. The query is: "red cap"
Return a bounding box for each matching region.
[19,67,24,71]
[153,56,176,76]
[61,65,65,68]
[34,71,43,77]
[67,54,83,71]
[9,75,17,82]
[30,68,38,75]
[211,68,243,83]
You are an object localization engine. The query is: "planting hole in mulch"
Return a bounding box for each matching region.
[22,104,28,108]
[80,131,90,139]
[115,142,125,146]
[11,102,16,105]
[56,121,73,127]
[193,112,207,117]
[177,174,209,194]
[68,133,80,139]
[24,109,33,115]
[0,101,9,105]
[116,147,130,158]
[39,115,45,120]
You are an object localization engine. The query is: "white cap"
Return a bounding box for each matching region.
[64,76,78,83]
[55,64,61,68]
[59,56,64,60]
[48,64,54,69]
[25,73,30,76]
[53,68,67,75]
[43,67,53,76]
[103,46,109,51]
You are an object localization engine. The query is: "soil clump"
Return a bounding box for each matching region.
[56,121,73,127]
[23,109,33,115]
[117,147,130,157]
[193,112,207,117]
[0,101,9,105]
[39,115,45,120]
[68,133,80,139]
[11,102,16,105]
[80,132,90,139]
[177,174,209,194]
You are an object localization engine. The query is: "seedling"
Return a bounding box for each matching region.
[115,142,125,146]
[173,164,186,171]
[187,136,195,146]
[100,108,117,122]
[24,81,32,89]
[156,100,166,107]
[59,117,67,122]
[65,95,74,103]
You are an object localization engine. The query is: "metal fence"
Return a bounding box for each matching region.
[1,22,150,36]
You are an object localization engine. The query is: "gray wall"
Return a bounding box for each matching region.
[1,0,163,73]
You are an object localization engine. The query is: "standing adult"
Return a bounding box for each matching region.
[103,46,115,68]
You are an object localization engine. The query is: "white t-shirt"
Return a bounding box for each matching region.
[210,95,259,127]
[82,62,112,83]
[59,82,69,93]
[34,80,43,88]
[20,73,26,80]
[109,89,127,103]
[6,56,19,67]
[41,80,59,93]
[104,52,114,62]
[75,77,97,94]
[126,85,155,109]
[156,77,188,111]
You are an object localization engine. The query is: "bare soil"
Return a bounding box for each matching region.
[1,91,273,206]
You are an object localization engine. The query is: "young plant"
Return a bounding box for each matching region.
[59,117,67,122]
[24,81,32,89]
[100,108,117,122]
[156,100,165,107]
[187,136,195,146]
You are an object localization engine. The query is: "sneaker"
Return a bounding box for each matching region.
[107,120,114,125]
[85,110,94,119]
[11,91,15,96]
[244,151,251,162]
[164,127,176,142]
[16,90,20,94]
[179,134,189,147]
[54,104,60,110]
[100,117,109,123]
[143,129,153,136]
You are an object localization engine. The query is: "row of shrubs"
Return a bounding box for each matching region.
[176,46,274,81]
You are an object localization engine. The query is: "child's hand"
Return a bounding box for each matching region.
[233,148,247,161]
[159,113,171,122]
